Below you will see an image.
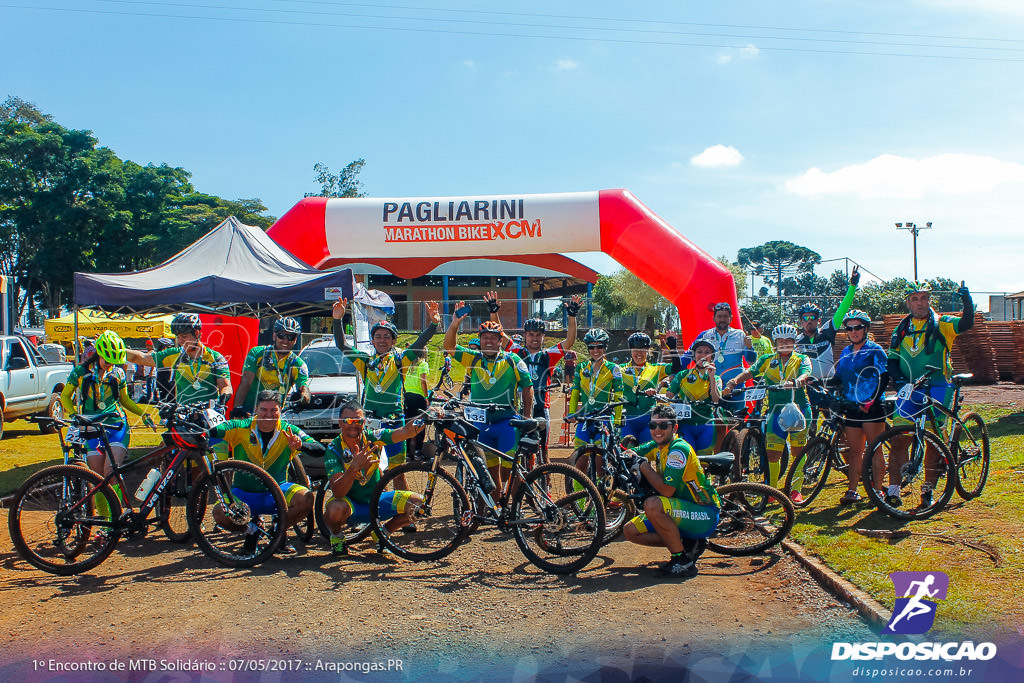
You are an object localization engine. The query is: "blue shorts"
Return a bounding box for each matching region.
[895,382,953,426]
[620,414,652,445]
[678,423,714,453]
[86,420,130,453]
[334,490,414,525]
[230,481,305,515]
[379,415,407,464]
[575,420,611,447]
[475,418,517,468]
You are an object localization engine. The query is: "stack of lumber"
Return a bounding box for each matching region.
[988,321,1017,381]
[1011,322,1024,383]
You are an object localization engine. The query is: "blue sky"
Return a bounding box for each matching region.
[3,0,1023,298]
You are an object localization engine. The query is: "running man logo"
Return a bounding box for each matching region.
[883,571,949,635]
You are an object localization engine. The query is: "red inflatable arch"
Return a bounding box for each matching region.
[266,189,738,340]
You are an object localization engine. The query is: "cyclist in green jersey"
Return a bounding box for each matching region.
[665,339,722,455]
[566,329,624,447]
[61,330,155,527]
[209,390,326,554]
[885,280,974,509]
[725,324,813,500]
[445,306,533,493]
[619,332,672,446]
[332,297,440,490]
[622,405,721,578]
[233,317,311,416]
[322,400,434,556]
[127,313,232,410]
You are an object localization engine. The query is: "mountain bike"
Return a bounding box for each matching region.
[8,403,287,575]
[370,399,606,575]
[782,383,855,508]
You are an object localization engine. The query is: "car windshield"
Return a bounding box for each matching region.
[300,345,358,377]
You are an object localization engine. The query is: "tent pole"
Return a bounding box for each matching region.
[73,305,80,363]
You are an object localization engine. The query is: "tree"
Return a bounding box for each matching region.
[736,241,821,305]
[306,160,366,198]
[592,274,627,320]
[592,269,676,333]
[717,256,748,301]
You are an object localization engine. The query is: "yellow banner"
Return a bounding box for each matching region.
[44,310,174,343]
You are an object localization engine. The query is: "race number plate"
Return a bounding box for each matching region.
[744,388,766,402]
[202,409,225,428]
[672,403,692,420]
[464,406,487,423]
[897,384,915,401]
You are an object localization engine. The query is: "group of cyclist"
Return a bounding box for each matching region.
[56,268,975,578]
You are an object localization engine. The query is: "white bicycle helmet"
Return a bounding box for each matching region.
[771,323,799,341]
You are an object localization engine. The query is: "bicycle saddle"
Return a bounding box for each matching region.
[509,418,540,434]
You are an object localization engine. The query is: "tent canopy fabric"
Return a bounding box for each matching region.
[44,310,174,343]
[73,217,360,317]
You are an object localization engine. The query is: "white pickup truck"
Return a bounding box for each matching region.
[1,335,73,439]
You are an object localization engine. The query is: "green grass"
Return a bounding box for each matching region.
[789,404,1024,636]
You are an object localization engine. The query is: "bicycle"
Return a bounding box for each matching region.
[8,403,288,575]
[861,365,987,519]
[781,383,855,508]
[370,398,606,575]
[721,383,795,486]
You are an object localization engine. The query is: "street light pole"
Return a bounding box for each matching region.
[895,220,933,280]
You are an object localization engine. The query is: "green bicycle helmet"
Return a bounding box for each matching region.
[904,281,933,297]
[583,328,610,346]
[95,330,127,365]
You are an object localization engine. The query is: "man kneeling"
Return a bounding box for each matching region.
[323,400,431,557]
[623,405,722,578]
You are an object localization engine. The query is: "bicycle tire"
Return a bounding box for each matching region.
[371,462,470,562]
[313,476,374,543]
[510,462,605,575]
[187,460,288,568]
[159,453,200,543]
[782,436,833,508]
[8,464,121,575]
[288,458,315,543]
[570,444,629,543]
[738,428,766,483]
[720,429,744,483]
[950,411,990,500]
[706,482,794,556]
[862,426,956,520]
[452,445,487,536]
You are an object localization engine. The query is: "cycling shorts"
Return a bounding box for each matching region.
[620,414,652,446]
[894,383,953,427]
[230,481,308,515]
[377,415,407,465]
[86,420,130,454]
[630,496,719,539]
[475,418,517,468]
[765,405,811,450]
[678,423,715,454]
[327,490,415,524]
[574,420,611,448]
[840,401,887,429]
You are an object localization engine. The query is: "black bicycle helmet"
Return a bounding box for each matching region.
[583,328,610,345]
[627,332,652,349]
[370,320,399,340]
[274,317,300,335]
[170,312,202,337]
[523,318,546,332]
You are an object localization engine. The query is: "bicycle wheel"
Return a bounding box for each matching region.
[510,462,605,574]
[569,445,628,543]
[738,429,766,483]
[950,412,990,500]
[187,460,288,568]
[720,429,743,483]
[706,482,795,556]
[288,458,315,543]
[862,426,956,520]
[158,453,201,543]
[371,462,470,561]
[313,476,374,543]
[782,436,833,508]
[8,465,121,575]
[452,446,488,536]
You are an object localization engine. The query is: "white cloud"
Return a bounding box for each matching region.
[554,58,579,71]
[462,59,476,69]
[785,153,1024,198]
[740,43,760,57]
[717,54,733,65]
[717,44,758,65]
[690,144,744,168]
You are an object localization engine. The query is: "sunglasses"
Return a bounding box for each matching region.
[649,421,675,430]
[276,333,298,341]
[801,315,819,321]
[713,303,731,311]
[340,418,365,425]
[587,345,606,350]
[844,324,867,332]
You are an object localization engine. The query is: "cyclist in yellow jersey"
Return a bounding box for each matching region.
[566,328,623,446]
[234,317,311,416]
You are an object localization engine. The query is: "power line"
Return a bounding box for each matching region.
[4,2,1024,62]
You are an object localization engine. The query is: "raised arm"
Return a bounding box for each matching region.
[443,300,468,354]
[331,297,351,350]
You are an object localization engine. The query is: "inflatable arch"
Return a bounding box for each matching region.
[267,189,739,340]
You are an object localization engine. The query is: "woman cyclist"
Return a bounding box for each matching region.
[567,329,624,446]
[665,339,722,455]
[830,310,888,504]
[60,330,154,529]
[724,324,812,499]
[619,332,672,446]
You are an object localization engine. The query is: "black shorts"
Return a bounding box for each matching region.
[841,401,887,429]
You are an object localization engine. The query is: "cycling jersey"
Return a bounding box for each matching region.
[693,327,749,384]
[151,345,230,405]
[60,364,146,419]
[750,335,774,358]
[240,345,309,411]
[506,342,566,407]
[323,427,397,505]
[451,345,531,421]
[795,283,857,380]
[569,358,623,415]
[665,367,721,425]
[619,362,671,417]
[635,437,721,508]
[210,418,315,492]
[749,352,813,411]
[888,312,965,384]
[833,341,887,405]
